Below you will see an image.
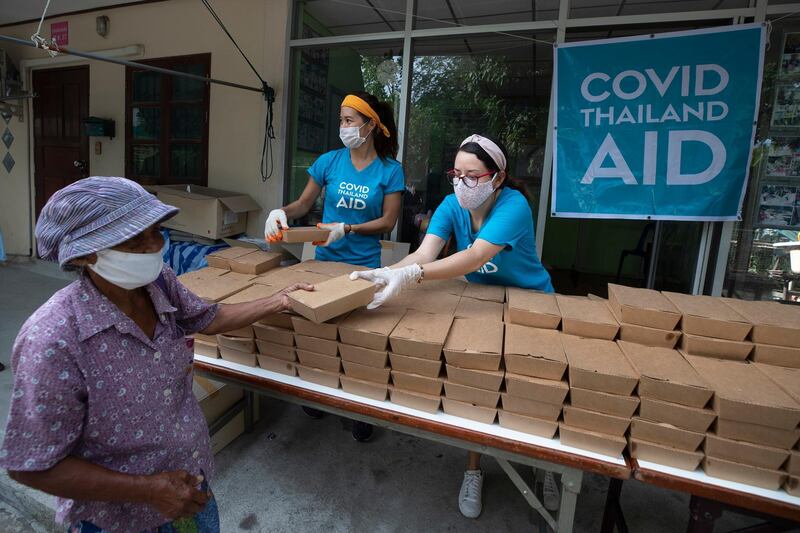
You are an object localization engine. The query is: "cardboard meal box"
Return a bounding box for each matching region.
[296,365,340,389]
[289,260,369,277]
[662,292,751,341]
[291,313,349,341]
[193,376,244,422]
[339,343,388,368]
[399,290,461,315]
[252,323,294,346]
[570,387,640,418]
[505,288,561,329]
[501,393,563,421]
[255,339,296,362]
[222,326,254,338]
[454,297,505,322]
[721,298,800,348]
[220,284,280,305]
[562,406,631,437]
[338,307,407,350]
[441,397,497,424]
[194,332,218,344]
[629,439,704,471]
[443,380,500,408]
[218,345,257,367]
[257,313,296,330]
[442,318,504,371]
[557,295,620,340]
[256,354,296,376]
[296,349,341,372]
[179,266,228,282]
[558,423,627,457]
[390,370,443,396]
[462,283,506,303]
[715,418,800,450]
[504,373,569,405]
[752,344,800,369]
[254,268,330,288]
[410,278,467,297]
[619,323,682,349]
[703,456,786,491]
[686,355,800,430]
[388,352,442,378]
[194,339,219,358]
[184,275,253,303]
[503,325,567,381]
[680,334,753,361]
[563,336,638,396]
[704,434,789,470]
[294,334,339,356]
[446,365,504,391]
[389,386,441,414]
[389,311,454,360]
[217,335,255,353]
[288,275,375,323]
[205,246,256,269]
[153,185,261,239]
[340,375,388,401]
[228,250,283,276]
[618,342,712,408]
[754,363,800,404]
[342,360,391,384]
[639,397,716,433]
[607,284,681,331]
[630,417,705,452]
[497,410,558,439]
[281,226,331,244]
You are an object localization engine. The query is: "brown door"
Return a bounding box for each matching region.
[33,66,89,217]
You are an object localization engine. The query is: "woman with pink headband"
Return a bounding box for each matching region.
[352,134,557,518]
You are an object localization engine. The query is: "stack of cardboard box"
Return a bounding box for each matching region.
[293,312,343,389]
[722,298,800,368]
[607,284,682,348]
[561,336,638,457]
[688,356,800,490]
[206,246,283,275]
[621,342,712,471]
[337,307,406,401]
[556,295,619,341]
[505,288,561,329]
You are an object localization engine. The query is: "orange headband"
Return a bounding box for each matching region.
[341,95,390,138]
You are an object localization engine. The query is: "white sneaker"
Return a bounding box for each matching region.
[459,469,483,518]
[543,471,560,512]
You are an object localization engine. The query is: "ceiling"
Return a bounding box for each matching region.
[0,1,154,27]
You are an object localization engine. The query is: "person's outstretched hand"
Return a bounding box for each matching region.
[349,264,422,309]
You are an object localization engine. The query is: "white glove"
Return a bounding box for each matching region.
[314,222,346,247]
[350,264,422,309]
[265,209,288,243]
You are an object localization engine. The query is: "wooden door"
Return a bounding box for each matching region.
[33,66,89,217]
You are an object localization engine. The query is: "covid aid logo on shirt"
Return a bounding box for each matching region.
[336,181,370,210]
[467,242,498,274]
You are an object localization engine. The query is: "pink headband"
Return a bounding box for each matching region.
[460,134,507,172]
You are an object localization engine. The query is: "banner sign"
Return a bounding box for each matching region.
[552,24,765,220]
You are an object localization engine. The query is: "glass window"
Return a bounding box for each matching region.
[414,0,559,30]
[293,0,406,38]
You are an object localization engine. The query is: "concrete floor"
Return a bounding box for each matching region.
[0,259,764,532]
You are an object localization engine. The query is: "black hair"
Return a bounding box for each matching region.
[350,91,399,160]
[458,136,530,202]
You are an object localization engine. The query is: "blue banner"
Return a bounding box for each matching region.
[553,24,765,220]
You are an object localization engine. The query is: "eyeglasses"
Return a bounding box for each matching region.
[445,169,495,188]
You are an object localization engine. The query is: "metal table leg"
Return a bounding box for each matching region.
[600,478,628,533]
[687,495,723,533]
[243,390,255,433]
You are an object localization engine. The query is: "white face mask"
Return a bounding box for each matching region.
[454,174,498,210]
[339,122,371,149]
[88,248,164,290]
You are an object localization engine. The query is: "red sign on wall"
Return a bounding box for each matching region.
[50,21,69,46]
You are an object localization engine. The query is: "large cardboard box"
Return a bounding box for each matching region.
[505,288,561,329]
[639,397,716,433]
[629,439,703,471]
[680,334,753,361]
[630,417,705,451]
[703,457,786,491]
[563,336,638,396]
[389,386,441,414]
[443,381,500,408]
[342,360,391,384]
[340,375,388,401]
[206,246,254,269]
[338,307,407,350]
[704,434,789,470]
[256,354,296,376]
[290,314,348,341]
[218,345,257,367]
[446,365,504,391]
[721,298,800,348]
[296,365,340,389]
[607,284,681,330]
[557,295,619,340]
[295,334,338,356]
[562,406,630,436]
[559,423,627,457]
[504,373,569,405]
[296,349,341,372]
[454,297,504,322]
[618,323,681,349]
[153,185,261,239]
[501,393,562,421]
[339,344,388,368]
[388,352,442,378]
[228,250,283,275]
[442,318,504,371]
[462,283,505,303]
[441,397,497,424]
[288,275,375,323]
[252,323,294,346]
[663,292,751,341]
[504,325,567,381]
[752,344,800,369]
[687,355,800,430]
[570,387,640,418]
[715,418,800,449]
[281,226,331,243]
[390,311,454,360]
[391,370,443,396]
[255,339,296,361]
[193,376,244,422]
[497,410,558,439]
[619,342,712,408]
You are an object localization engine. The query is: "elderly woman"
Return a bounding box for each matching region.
[0,177,310,533]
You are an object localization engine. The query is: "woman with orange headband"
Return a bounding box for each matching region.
[265,91,404,442]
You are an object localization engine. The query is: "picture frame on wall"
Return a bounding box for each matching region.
[771,84,800,128]
[756,184,800,229]
[780,32,800,77]
[766,136,800,177]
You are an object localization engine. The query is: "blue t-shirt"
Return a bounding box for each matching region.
[308,148,405,268]
[426,188,554,292]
